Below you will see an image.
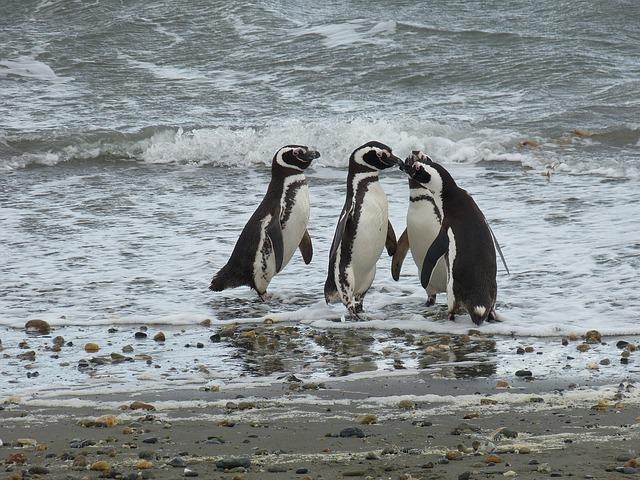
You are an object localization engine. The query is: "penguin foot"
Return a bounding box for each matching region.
[259,292,271,302]
[487,310,501,323]
[348,306,363,321]
[426,295,436,307]
[448,312,456,321]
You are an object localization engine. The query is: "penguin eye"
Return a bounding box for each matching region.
[292,148,304,156]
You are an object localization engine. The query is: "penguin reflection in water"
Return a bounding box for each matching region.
[209,145,320,301]
[325,141,402,319]
[398,151,508,326]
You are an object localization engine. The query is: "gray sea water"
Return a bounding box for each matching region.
[1,1,639,398]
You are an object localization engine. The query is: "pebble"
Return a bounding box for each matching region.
[339,427,365,438]
[70,438,95,448]
[168,456,187,468]
[17,350,36,361]
[184,468,199,477]
[458,473,471,480]
[585,330,602,343]
[411,419,433,427]
[142,436,158,444]
[135,331,148,339]
[25,319,51,335]
[616,466,638,474]
[296,467,309,474]
[129,401,156,411]
[398,399,416,410]
[153,332,166,342]
[515,370,532,377]
[84,342,100,352]
[358,414,378,425]
[446,450,463,460]
[28,466,50,475]
[136,459,154,469]
[536,463,551,473]
[15,438,38,447]
[123,344,134,353]
[485,454,502,464]
[267,465,288,472]
[206,436,225,444]
[90,460,112,471]
[577,343,590,352]
[7,453,27,464]
[216,457,251,469]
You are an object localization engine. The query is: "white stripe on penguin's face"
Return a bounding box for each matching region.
[353,146,392,169]
[412,161,443,196]
[275,146,305,170]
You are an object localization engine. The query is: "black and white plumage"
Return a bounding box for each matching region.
[324,141,401,318]
[392,151,448,306]
[398,152,498,325]
[209,145,320,300]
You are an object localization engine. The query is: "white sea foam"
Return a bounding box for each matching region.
[293,20,396,49]
[0,56,71,82]
[122,56,208,81]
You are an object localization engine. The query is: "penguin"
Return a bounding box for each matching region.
[391,150,448,306]
[324,141,401,318]
[209,145,320,300]
[398,152,498,325]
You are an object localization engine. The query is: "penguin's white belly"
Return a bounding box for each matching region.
[280,184,310,268]
[351,185,387,294]
[407,199,447,294]
[252,183,309,294]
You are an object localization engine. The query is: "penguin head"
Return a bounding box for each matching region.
[273,145,321,171]
[401,152,444,195]
[350,141,402,171]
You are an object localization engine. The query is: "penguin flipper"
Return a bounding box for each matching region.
[420,227,449,290]
[391,228,409,281]
[385,220,397,256]
[325,200,353,303]
[266,212,284,273]
[299,229,313,264]
[328,200,353,263]
[488,224,510,275]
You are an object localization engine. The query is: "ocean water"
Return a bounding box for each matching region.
[1,1,639,398]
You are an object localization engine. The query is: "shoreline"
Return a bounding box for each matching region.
[2,374,639,479]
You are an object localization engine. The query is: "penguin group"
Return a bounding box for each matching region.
[209,141,507,326]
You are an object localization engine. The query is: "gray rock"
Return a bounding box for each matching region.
[206,436,225,444]
[339,427,365,438]
[215,457,251,470]
[28,466,50,475]
[168,456,187,468]
[616,466,638,474]
[266,465,288,472]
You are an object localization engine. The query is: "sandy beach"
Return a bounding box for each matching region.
[2,367,639,480]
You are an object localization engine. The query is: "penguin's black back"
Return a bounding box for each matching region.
[209,174,287,292]
[444,187,497,317]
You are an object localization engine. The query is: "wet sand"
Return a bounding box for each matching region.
[2,373,639,480]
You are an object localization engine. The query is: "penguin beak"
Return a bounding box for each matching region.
[303,149,321,162]
[381,153,403,168]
